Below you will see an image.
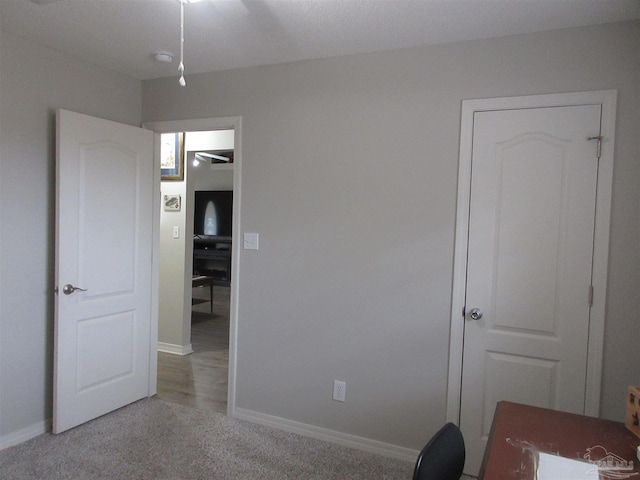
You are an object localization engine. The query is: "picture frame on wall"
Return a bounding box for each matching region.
[160,132,184,181]
[163,194,181,212]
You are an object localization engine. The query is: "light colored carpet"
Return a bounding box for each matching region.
[0,397,414,479]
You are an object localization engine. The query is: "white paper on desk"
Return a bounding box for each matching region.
[536,452,598,480]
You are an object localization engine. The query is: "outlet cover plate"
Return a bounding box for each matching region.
[333,380,346,402]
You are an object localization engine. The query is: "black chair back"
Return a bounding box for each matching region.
[412,423,465,480]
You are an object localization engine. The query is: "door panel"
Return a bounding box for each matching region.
[54,109,155,433]
[80,144,138,296]
[460,105,601,474]
[77,311,136,390]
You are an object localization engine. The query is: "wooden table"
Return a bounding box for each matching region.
[479,401,640,479]
[192,275,214,313]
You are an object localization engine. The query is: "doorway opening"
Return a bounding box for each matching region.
[144,117,242,416]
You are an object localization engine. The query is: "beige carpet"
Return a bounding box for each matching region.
[0,397,414,479]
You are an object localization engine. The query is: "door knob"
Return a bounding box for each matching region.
[62,284,87,295]
[469,307,483,320]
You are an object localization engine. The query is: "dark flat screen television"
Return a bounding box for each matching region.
[193,190,233,239]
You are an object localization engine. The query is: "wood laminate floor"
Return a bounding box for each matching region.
[156,284,230,413]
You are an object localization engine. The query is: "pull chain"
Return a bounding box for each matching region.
[178,0,186,87]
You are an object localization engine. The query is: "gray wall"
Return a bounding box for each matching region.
[144,21,640,449]
[0,32,141,442]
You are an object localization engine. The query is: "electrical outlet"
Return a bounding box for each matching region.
[333,380,346,402]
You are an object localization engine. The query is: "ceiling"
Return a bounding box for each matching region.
[1,0,639,81]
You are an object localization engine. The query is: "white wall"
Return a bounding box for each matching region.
[0,32,141,444]
[186,129,234,152]
[158,175,190,352]
[143,21,640,451]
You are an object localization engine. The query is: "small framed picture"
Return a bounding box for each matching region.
[163,194,181,212]
[161,132,184,181]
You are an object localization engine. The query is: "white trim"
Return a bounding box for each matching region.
[148,133,161,397]
[446,90,616,423]
[157,342,193,355]
[143,116,242,417]
[234,407,418,463]
[0,419,50,451]
[585,91,616,415]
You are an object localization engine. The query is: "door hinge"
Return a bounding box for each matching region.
[462,306,466,318]
[588,135,602,159]
[588,285,594,307]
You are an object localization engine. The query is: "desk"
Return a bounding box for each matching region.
[479,401,640,480]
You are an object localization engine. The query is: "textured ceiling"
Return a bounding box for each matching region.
[1,0,639,80]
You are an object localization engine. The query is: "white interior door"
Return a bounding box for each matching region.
[459,105,602,474]
[54,109,155,434]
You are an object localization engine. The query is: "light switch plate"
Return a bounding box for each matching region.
[243,232,259,250]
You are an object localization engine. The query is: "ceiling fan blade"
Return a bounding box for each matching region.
[195,152,230,163]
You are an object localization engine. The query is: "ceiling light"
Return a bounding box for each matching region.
[153,52,174,63]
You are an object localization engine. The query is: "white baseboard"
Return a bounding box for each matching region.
[0,409,419,464]
[232,407,418,463]
[0,419,50,451]
[157,342,193,355]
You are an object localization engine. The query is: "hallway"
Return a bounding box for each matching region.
[156,285,230,412]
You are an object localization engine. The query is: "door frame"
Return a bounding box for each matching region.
[143,116,242,416]
[446,90,617,423]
